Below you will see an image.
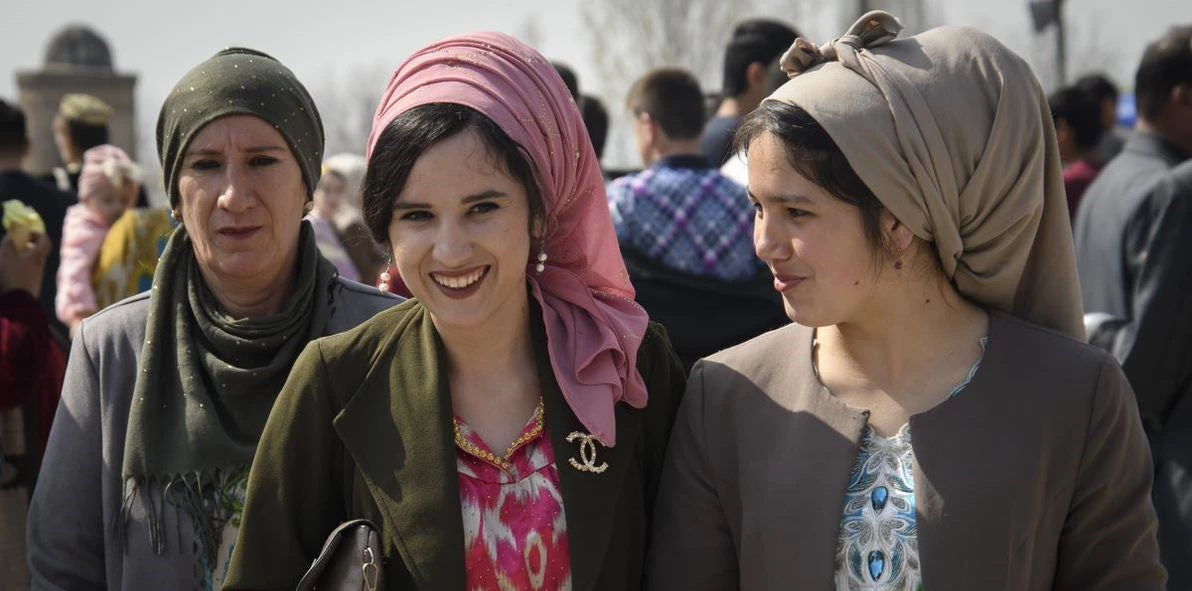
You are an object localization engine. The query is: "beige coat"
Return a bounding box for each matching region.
[646,312,1165,590]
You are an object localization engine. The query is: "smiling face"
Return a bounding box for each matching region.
[175,115,308,293]
[387,127,534,333]
[747,132,888,327]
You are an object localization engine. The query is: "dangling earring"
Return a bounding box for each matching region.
[378,255,393,292]
[535,250,548,274]
[170,209,181,223]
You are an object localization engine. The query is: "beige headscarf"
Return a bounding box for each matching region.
[768,11,1084,339]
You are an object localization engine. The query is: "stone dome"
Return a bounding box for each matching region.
[44,25,113,72]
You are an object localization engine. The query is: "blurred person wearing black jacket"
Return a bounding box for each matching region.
[0,99,74,345]
[1074,25,1192,587]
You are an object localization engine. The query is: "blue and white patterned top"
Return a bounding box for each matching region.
[607,154,761,282]
[833,338,988,590]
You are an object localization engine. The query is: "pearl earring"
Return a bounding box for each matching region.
[378,269,392,292]
[536,251,548,273]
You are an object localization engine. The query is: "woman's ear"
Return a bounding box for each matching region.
[890,220,915,253]
[879,209,914,254]
[530,215,545,241]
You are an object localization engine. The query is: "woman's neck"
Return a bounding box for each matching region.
[199,263,296,319]
[437,296,542,452]
[436,292,539,389]
[817,276,989,398]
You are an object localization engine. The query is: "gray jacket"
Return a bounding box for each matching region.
[27,278,400,590]
[1073,131,1192,587]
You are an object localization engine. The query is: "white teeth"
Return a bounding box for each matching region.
[433,268,485,289]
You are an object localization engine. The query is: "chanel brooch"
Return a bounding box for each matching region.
[566,431,608,474]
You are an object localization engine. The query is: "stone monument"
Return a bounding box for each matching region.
[15,25,137,176]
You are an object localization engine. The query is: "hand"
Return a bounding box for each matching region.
[0,233,52,298]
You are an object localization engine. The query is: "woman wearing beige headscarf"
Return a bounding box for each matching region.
[646,12,1165,590]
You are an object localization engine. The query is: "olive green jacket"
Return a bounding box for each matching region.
[224,299,687,590]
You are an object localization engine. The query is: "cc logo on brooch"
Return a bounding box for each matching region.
[566,431,609,474]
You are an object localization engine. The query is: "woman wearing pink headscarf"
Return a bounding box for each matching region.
[225,32,686,589]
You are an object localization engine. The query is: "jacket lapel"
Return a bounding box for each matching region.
[334,304,467,591]
[536,319,642,591]
[911,314,1013,590]
[735,324,867,588]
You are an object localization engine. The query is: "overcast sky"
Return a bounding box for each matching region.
[3,0,1189,168]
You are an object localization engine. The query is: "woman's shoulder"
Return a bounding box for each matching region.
[922,312,1125,437]
[700,321,809,380]
[636,321,691,385]
[327,276,404,333]
[315,297,422,362]
[77,291,152,348]
[637,321,676,364]
[983,311,1117,384]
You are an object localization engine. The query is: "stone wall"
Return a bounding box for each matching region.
[16,70,137,176]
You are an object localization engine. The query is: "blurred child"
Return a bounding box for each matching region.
[55,145,140,334]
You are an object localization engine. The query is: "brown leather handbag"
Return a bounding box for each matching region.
[294,519,383,591]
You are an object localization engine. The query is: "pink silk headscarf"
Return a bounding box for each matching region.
[367,32,647,447]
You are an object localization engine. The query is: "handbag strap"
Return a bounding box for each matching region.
[294,519,382,591]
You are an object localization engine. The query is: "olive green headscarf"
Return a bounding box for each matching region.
[122,47,335,562]
[156,46,325,205]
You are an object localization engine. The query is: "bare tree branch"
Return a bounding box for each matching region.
[582,0,759,106]
[309,62,392,157]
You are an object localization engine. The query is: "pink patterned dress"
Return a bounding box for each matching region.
[454,399,573,590]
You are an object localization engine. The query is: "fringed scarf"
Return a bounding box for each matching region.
[119,222,335,561]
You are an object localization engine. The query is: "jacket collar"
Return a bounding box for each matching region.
[1125,131,1190,167]
[333,300,642,590]
[651,153,713,171]
[334,303,465,589]
[757,322,869,585]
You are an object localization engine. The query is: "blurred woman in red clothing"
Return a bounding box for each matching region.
[0,232,65,585]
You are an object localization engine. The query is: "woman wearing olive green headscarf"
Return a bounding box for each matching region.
[27,47,399,590]
[647,12,1165,590]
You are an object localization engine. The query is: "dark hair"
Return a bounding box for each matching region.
[581,95,609,160]
[626,68,706,141]
[67,121,109,153]
[362,103,544,245]
[1074,73,1119,104]
[552,62,580,101]
[765,57,790,95]
[733,100,886,256]
[722,19,799,97]
[1049,85,1105,151]
[1135,25,1192,121]
[703,92,723,120]
[0,99,27,153]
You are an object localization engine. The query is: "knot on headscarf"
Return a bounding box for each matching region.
[368,32,648,446]
[780,11,903,77]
